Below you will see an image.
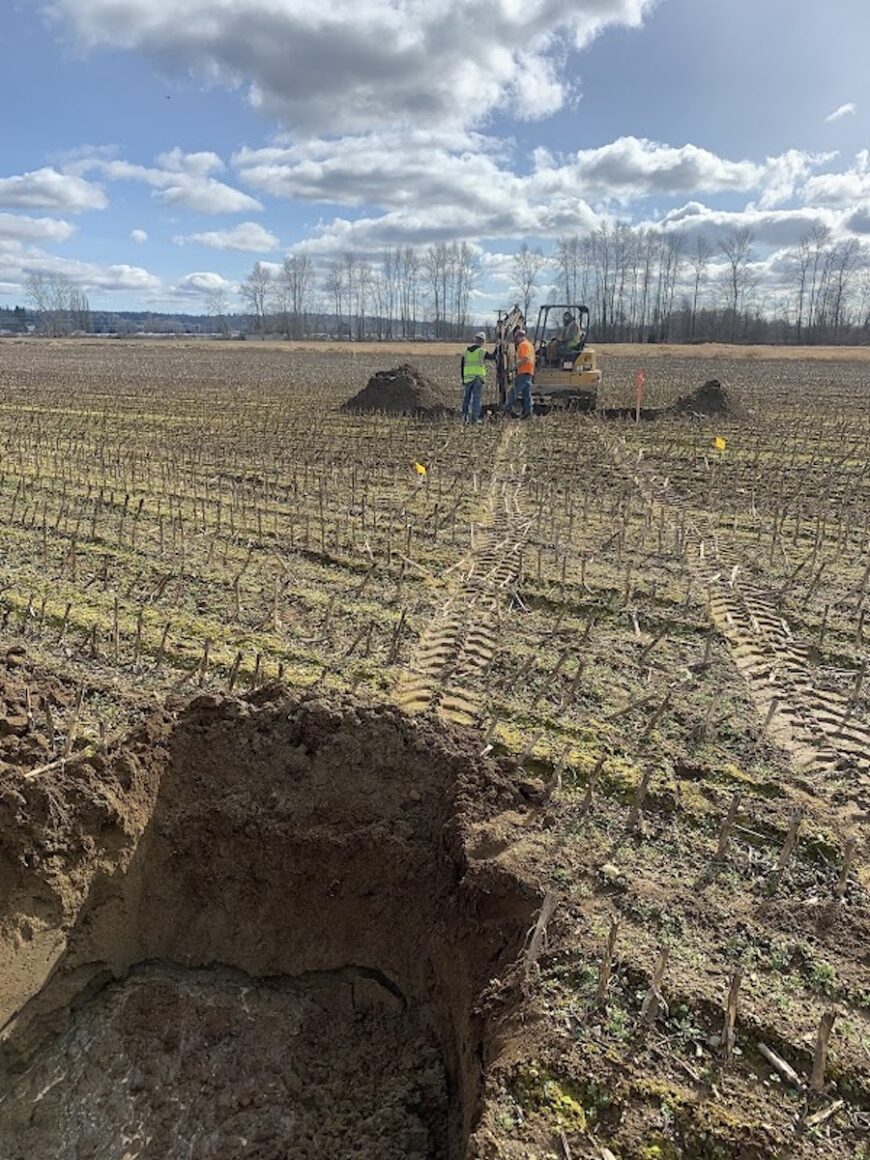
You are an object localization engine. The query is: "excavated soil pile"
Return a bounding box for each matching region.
[672,378,732,416]
[342,364,451,417]
[0,690,538,1160]
[602,379,738,422]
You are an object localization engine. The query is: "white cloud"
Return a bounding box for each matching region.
[71,150,262,214]
[649,201,844,247]
[802,150,870,208]
[173,221,279,252]
[237,129,601,254]
[0,238,161,294]
[0,213,76,244]
[50,0,656,133]
[825,102,856,123]
[156,148,226,177]
[0,167,107,212]
[235,132,829,255]
[174,271,238,296]
[130,228,148,244]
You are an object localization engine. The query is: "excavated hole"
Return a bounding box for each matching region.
[0,694,538,1159]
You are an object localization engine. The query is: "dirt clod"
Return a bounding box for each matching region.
[342,363,451,416]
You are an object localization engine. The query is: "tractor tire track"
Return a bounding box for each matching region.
[600,430,870,782]
[394,424,530,726]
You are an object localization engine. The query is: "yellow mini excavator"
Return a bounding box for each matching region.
[494,302,601,415]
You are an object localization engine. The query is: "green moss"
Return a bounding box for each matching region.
[639,1144,681,1160]
[511,1064,588,1133]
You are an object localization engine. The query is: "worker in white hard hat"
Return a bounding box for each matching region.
[460,330,494,423]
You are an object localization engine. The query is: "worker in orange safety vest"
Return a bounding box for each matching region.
[506,327,535,418]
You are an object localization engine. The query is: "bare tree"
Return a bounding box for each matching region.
[827,238,860,340]
[512,242,545,322]
[322,264,346,338]
[423,243,449,338]
[688,235,712,339]
[805,224,832,342]
[25,272,82,336]
[719,228,755,342]
[280,255,315,338]
[555,235,581,304]
[453,242,479,333]
[240,261,273,333]
[206,287,230,337]
[398,246,420,338]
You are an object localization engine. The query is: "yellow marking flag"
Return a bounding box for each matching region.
[413,461,428,476]
[713,436,727,452]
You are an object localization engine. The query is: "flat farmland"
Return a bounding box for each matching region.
[1,337,868,1160]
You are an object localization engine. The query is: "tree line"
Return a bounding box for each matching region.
[236,227,869,345]
[235,242,479,340]
[18,226,870,344]
[549,223,870,345]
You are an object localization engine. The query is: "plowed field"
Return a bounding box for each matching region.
[1,338,867,1160]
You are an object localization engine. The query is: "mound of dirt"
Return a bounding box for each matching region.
[0,690,538,1160]
[342,363,451,417]
[672,378,733,416]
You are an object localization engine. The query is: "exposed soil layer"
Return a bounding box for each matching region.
[0,690,540,1159]
[342,363,452,416]
[1,965,448,1160]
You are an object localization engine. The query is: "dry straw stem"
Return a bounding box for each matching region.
[639,945,669,1026]
[769,808,804,888]
[834,839,856,904]
[523,891,558,980]
[715,791,742,861]
[626,766,653,831]
[596,918,620,1008]
[62,687,84,758]
[804,1099,844,1129]
[723,966,741,1058]
[811,1010,837,1093]
[579,753,607,817]
[758,1042,803,1089]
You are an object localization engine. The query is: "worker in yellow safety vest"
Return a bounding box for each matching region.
[460,330,494,423]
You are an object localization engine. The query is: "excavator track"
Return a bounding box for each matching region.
[394,424,529,725]
[600,430,870,781]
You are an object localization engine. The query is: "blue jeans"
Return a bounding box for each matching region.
[507,373,533,418]
[462,376,484,422]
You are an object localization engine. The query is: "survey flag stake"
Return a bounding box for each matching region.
[413,461,428,476]
[635,369,646,423]
[714,436,727,452]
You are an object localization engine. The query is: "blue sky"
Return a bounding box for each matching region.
[1,0,868,312]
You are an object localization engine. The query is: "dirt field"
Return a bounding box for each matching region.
[0,339,868,1159]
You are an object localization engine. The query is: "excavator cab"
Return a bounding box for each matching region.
[531,304,600,412]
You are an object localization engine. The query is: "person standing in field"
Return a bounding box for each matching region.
[460,330,493,423]
[508,327,535,418]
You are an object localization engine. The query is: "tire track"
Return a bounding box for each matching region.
[394,424,530,726]
[600,429,870,780]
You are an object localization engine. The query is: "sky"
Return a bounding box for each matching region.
[1,0,868,313]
